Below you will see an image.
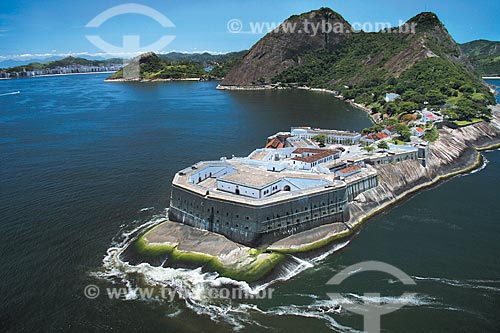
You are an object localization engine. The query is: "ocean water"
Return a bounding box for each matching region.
[0,74,499,332]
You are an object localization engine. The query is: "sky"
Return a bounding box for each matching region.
[0,0,499,61]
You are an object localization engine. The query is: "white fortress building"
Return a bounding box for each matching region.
[167,126,427,246]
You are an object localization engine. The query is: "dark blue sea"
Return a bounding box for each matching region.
[0,74,499,332]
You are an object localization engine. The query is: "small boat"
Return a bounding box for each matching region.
[0,91,20,96]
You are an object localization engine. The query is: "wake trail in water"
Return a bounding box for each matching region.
[412,276,500,292]
[0,91,20,96]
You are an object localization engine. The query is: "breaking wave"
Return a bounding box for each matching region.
[468,154,489,175]
[91,214,364,330]
[92,214,453,330]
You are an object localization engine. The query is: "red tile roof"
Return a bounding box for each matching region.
[424,113,437,120]
[338,164,362,175]
[376,132,389,140]
[265,137,281,149]
[291,148,339,163]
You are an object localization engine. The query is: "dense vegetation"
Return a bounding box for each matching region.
[271,13,496,122]
[460,40,500,76]
[109,51,246,80]
[160,51,246,68]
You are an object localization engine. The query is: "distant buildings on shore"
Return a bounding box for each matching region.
[0,63,123,79]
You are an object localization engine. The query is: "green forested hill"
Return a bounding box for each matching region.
[265,11,495,121]
[460,40,500,76]
[108,51,245,80]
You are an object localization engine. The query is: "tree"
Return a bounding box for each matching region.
[423,127,439,142]
[402,90,426,105]
[398,101,420,113]
[425,90,447,106]
[377,141,389,150]
[400,129,412,142]
[363,145,376,154]
[384,102,399,115]
[312,134,327,145]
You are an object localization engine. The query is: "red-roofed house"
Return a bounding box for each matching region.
[290,148,341,170]
[412,127,425,137]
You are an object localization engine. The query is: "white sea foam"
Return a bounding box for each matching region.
[93,216,361,330]
[470,155,489,174]
[345,292,435,306]
[412,276,500,293]
[310,240,351,264]
[264,300,358,332]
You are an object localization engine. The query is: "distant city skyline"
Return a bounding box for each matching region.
[0,0,499,61]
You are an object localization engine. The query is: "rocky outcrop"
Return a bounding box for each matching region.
[126,108,500,281]
[220,9,477,88]
[348,108,500,229]
[221,8,351,86]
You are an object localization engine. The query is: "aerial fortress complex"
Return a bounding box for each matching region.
[168,126,428,247]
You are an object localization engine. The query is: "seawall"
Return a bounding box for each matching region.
[271,106,500,252]
[129,106,500,281]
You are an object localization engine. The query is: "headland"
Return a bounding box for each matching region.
[123,105,500,282]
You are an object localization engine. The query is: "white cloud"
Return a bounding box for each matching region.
[0,49,231,61]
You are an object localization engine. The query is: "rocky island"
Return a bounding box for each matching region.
[117,8,500,282]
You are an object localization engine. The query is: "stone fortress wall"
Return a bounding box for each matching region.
[169,182,353,247]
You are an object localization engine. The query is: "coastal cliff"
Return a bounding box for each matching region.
[269,109,500,253]
[348,108,500,230]
[221,8,351,86]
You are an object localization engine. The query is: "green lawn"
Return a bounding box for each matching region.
[452,118,484,126]
[390,139,407,145]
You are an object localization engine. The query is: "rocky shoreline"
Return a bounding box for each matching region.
[217,84,381,123]
[127,106,500,282]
